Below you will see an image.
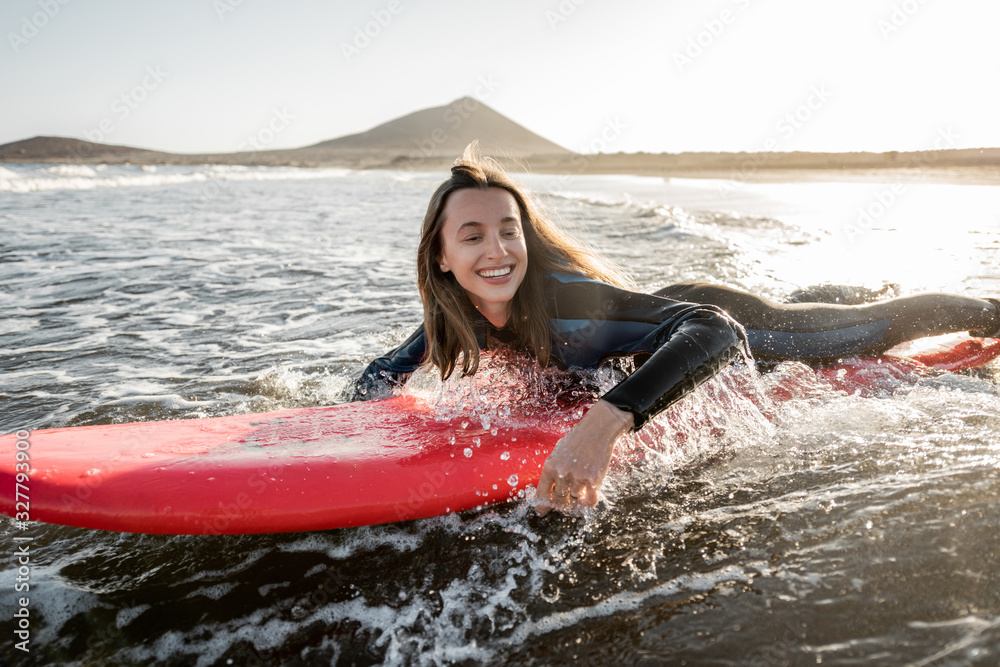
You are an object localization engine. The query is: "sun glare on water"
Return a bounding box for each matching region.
[741,182,1000,295]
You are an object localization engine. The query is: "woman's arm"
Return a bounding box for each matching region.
[349,325,427,401]
[536,288,745,512]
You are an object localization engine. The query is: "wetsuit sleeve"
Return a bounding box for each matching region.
[600,307,745,429]
[546,275,746,430]
[350,325,427,401]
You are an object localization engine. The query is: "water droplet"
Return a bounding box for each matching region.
[461,421,469,429]
[500,451,510,460]
[508,474,518,486]
[464,448,473,458]
[492,484,498,490]
[473,436,481,447]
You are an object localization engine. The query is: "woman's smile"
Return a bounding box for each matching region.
[476,265,514,280]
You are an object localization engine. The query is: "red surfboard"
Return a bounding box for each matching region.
[2,334,997,535]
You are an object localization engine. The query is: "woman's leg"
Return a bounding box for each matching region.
[654,283,1000,362]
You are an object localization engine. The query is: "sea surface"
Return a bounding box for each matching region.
[2,162,1000,666]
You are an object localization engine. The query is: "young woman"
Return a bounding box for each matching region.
[354,145,1000,513]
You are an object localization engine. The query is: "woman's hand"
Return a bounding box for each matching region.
[535,399,634,514]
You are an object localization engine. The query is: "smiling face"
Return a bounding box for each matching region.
[437,187,528,327]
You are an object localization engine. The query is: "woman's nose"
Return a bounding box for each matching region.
[485,233,508,260]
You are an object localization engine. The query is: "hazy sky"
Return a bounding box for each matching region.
[2,0,998,155]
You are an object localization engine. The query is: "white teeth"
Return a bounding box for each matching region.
[478,267,512,278]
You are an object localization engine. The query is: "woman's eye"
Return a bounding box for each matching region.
[502,229,521,239]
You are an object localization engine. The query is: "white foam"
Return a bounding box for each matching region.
[0,164,353,193]
[45,164,99,177]
[104,394,208,410]
[276,524,426,559]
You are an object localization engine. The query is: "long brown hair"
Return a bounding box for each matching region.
[417,143,632,380]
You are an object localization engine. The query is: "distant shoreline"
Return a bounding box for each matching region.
[5,95,998,186]
[3,137,1000,186]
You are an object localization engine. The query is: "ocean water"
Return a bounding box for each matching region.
[2,162,1000,666]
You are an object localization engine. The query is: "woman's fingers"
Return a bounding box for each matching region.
[569,481,594,507]
[553,480,572,500]
[533,401,632,515]
[533,469,595,514]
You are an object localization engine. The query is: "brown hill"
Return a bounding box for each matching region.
[0,98,569,167]
[0,136,176,163]
[300,97,570,157]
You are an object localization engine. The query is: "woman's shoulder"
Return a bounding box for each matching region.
[546,271,610,287]
[543,271,643,316]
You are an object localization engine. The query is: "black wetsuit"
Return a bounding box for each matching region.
[654,283,998,362]
[353,273,998,428]
[353,273,745,429]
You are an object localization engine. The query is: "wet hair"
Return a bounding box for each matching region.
[416,142,633,379]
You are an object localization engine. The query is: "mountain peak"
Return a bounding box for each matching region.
[305,98,570,157]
